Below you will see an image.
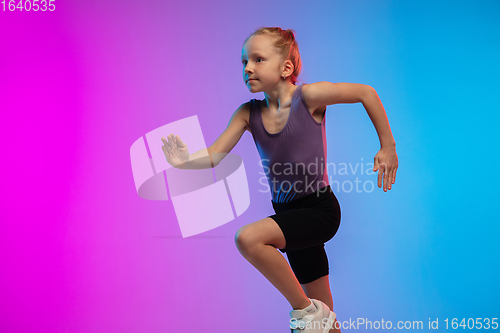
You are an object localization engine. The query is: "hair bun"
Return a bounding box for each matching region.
[285,29,295,41]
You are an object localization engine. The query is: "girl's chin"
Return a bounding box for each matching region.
[247,86,262,93]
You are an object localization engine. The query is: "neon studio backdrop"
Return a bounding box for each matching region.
[1,1,499,332]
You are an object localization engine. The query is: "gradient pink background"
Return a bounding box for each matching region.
[1,1,499,332]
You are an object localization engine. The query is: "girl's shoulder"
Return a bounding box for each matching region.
[232,101,252,130]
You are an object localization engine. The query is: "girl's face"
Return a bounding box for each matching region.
[241,35,284,93]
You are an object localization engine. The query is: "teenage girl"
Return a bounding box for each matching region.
[161,27,398,333]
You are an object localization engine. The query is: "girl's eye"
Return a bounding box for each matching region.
[256,58,263,62]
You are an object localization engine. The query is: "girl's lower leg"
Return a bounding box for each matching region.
[301,275,333,309]
[302,275,341,333]
[239,242,311,310]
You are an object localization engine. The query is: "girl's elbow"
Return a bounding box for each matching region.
[361,85,377,103]
[207,146,226,168]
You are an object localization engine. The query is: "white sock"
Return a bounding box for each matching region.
[301,299,316,313]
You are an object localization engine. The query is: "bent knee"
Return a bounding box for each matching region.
[234,226,259,254]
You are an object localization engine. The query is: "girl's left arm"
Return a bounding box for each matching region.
[302,81,398,192]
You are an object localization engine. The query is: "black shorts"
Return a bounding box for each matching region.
[268,185,341,284]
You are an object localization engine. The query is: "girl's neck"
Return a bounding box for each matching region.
[263,82,298,110]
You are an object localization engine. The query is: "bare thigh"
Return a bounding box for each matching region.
[235,217,287,251]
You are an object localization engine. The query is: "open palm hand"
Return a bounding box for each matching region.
[161,133,189,168]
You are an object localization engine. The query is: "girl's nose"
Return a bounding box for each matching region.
[244,64,253,73]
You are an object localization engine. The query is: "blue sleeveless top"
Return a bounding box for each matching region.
[249,83,330,203]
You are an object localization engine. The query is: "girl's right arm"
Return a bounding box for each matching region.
[161,102,251,170]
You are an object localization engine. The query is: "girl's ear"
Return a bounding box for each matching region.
[282,59,295,78]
